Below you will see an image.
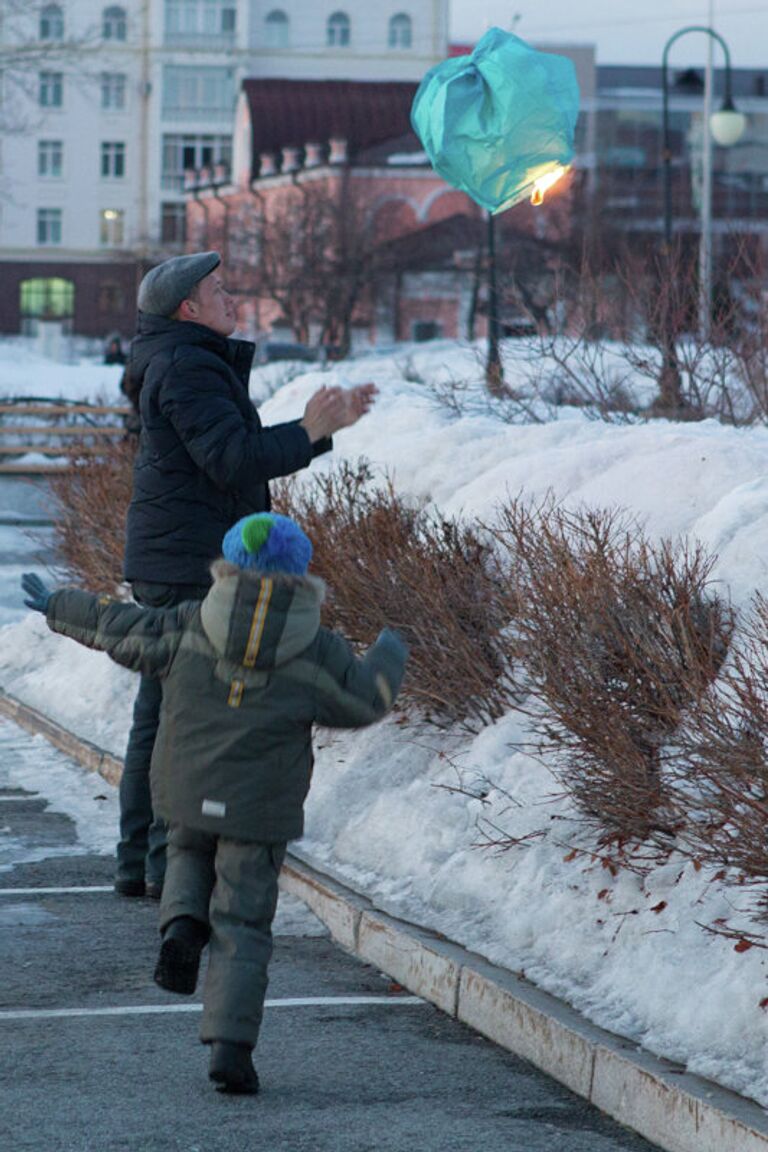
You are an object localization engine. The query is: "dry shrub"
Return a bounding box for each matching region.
[47,439,135,593]
[673,593,768,897]
[274,461,519,731]
[491,500,734,846]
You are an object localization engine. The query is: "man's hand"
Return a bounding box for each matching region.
[21,572,53,614]
[300,383,378,444]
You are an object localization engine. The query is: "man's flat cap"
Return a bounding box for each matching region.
[137,251,221,317]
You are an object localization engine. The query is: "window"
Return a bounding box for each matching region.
[413,320,441,342]
[39,72,63,107]
[103,6,127,41]
[388,13,412,49]
[101,141,126,178]
[327,11,350,47]
[98,282,125,313]
[37,208,63,246]
[101,72,127,110]
[100,208,125,246]
[164,0,236,43]
[161,133,232,191]
[163,67,235,120]
[265,9,289,48]
[38,139,63,178]
[20,278,74,319]
[161,202,187,246]
[40,4,64,41]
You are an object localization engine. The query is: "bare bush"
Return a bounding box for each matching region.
[673,593,768,898]
[47,440,135,593]
[274,461,519,731]
[490,499,734,847]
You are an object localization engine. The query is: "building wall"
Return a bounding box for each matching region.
[0,0,449,336]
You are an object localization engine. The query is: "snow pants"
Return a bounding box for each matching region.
[116,580,209,888]
[160,823,286,1048]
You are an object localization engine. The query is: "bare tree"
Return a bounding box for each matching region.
[229,175,383,354]
[0,1,97,134]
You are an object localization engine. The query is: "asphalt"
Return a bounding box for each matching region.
[0,726,663,1152]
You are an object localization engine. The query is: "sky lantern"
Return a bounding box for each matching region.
[411,27,580,213]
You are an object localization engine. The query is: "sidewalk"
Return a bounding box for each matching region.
[2,688,766,1152]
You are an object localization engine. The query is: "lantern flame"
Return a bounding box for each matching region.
[530,165,569,206]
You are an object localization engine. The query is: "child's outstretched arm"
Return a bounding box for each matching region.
[313,627,408,729]
[20,573,188,680]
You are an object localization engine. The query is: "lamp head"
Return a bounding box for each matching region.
[710,99,747,147]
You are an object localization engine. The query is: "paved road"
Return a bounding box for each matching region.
[0,721,662,1152]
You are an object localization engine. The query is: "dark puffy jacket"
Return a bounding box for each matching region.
[45,565,407,843]
[124,314,329,586]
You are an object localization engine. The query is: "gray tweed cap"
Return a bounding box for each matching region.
[137,251,221,317]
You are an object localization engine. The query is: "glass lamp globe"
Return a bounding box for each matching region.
[709,106,747,147]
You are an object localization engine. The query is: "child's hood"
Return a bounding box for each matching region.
[199,560,325,670]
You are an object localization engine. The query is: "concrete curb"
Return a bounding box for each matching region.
[2,688,767,1152]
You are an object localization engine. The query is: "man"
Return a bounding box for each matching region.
[116,250,376,898]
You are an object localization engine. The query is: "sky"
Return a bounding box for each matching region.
[449,1,768,68]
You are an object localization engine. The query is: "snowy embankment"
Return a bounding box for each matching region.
[1,338,767,1107]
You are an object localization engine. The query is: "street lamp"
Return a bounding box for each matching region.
[659,25,746,409]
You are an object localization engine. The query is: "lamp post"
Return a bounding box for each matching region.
[659,26,746,409]
[485,211,505,395]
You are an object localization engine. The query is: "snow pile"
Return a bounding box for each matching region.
[1,337,767,1106]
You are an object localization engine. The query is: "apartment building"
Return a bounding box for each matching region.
[0,0,449,337]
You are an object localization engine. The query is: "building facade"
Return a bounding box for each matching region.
[0,0,449,338]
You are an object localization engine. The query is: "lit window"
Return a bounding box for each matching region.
[101,73,127,110]
[37,208,63,246]
[388,13,412,49]
[265,9,289,48]
[38,140,63,178]
[40,4,64,41]
[39,72,63,107]
[327,11,350,47]
[21,278,74,318]
[103,6,127,41]
[100,208,125,247]
[101,141,126,178]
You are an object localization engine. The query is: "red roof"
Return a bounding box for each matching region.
[242,79,419,169]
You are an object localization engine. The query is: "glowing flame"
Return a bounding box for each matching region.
[530,165,569,206]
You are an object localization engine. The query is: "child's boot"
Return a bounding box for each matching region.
[153,916,209,995]
[208,1041,260,1095]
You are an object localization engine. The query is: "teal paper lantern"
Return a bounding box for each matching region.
[411,27,580,214]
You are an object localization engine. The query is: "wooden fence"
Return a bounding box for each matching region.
[0,398,131,475]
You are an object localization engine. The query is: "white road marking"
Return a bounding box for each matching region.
[0,886,114,895]
[0,996,424,1021]
[0,796,41,802]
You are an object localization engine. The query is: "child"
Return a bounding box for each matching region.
[21,512,407,1095]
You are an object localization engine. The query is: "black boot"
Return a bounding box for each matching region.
[208,1042,259,1095]
[153,916,209,996]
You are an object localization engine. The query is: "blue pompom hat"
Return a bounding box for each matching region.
[221,513,312,576]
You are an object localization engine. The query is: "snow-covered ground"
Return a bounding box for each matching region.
[1,337,767,1108]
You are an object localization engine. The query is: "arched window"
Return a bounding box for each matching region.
[327,11,350,47]
[40,4,64,41]
[265,9,290,48]
[388,13,412,49]
[103,6,127,41]
[20,277,75,319]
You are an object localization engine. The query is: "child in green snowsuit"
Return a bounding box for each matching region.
[22,512,407,1095]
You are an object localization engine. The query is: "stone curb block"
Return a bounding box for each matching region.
[357,911,461,1017]
[279,860,363,954]
[0,691,122,786]
[2,687,767,1152]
